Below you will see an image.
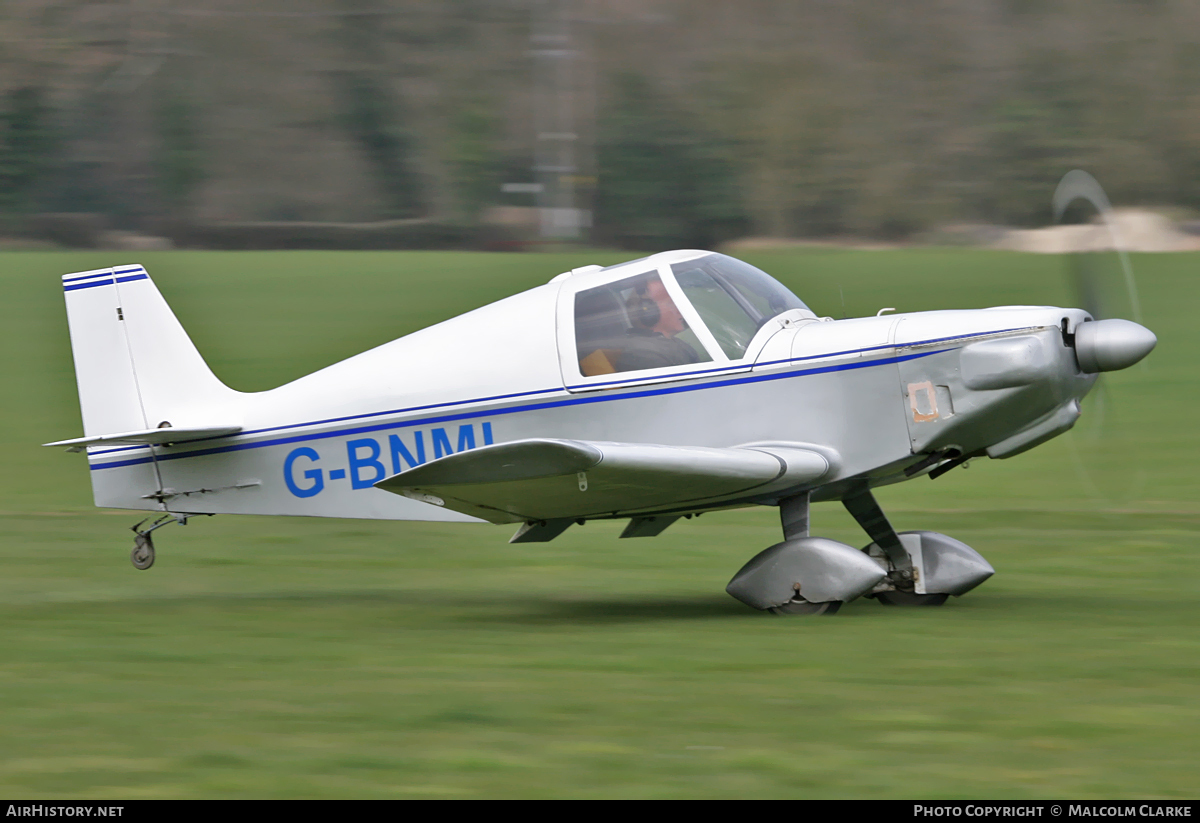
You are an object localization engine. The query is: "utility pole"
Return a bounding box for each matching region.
[530,0,589,240]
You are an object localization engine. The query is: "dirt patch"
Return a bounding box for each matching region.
[993,210,1200,253]
[724,210,1200,254]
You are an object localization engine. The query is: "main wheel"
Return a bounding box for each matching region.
[875,590,947,606]
[770,599,841,616]
[131,534,155,570]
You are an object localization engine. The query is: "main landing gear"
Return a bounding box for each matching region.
[128,513,210,570]
[725,489,994,616]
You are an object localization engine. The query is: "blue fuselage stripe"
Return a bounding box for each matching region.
[566,325,1032,390]
[87,348,945,471]
[87,325,1029,457]
[85,385,568,456]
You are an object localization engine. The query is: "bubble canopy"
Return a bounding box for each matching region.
[569,252,812,380]
[669,253,811,360]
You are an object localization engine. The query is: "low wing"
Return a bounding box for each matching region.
[43,425,242,452]
[374,438,834,524]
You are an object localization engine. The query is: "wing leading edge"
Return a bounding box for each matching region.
[374,438,835,524]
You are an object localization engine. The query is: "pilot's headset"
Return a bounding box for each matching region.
[628,282,661,330]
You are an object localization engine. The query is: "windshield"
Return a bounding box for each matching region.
[670,254,809,359]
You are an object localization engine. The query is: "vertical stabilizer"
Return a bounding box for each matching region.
[61,265,241,437]
[63,267,147,436]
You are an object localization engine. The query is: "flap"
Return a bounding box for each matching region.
[44,425,242,452]
[375,438,832,524]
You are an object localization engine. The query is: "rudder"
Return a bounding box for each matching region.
[61,265,240,437]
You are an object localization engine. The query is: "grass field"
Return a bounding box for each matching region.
[1,248,1197,798]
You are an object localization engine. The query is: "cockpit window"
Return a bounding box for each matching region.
[674,267,759,359]
[670,254,809,360]
[574,271,712,376]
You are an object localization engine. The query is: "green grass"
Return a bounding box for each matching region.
[1,249,1197,798]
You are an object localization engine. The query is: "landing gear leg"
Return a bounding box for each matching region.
[842,489,993,605]
[128,513,209,570]
[780,491,810,541]
[843,487,946,606]
[842,487,919,594]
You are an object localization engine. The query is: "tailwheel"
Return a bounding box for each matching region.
[130,533,155,570]
[770,599,842,616]
[874,590,947,607]
[125,512,211,570]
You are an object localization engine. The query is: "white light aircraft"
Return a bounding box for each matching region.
[47,172,1157,615]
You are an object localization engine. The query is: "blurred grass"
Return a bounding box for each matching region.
[0,249,1197,798]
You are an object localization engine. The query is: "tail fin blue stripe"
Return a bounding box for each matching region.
[62,271,115,284]
[62,266,144,284]
[64,279,115,292]
[63,273,147,292]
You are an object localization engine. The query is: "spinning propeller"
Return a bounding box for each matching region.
[1051,170,1157,502]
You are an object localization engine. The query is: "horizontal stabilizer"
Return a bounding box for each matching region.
[44,425,242,452]
[375,438,832,524]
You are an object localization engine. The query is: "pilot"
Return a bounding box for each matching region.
[614,277,703,372]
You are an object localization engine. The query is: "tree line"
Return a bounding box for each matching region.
[2,0,1198,248]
